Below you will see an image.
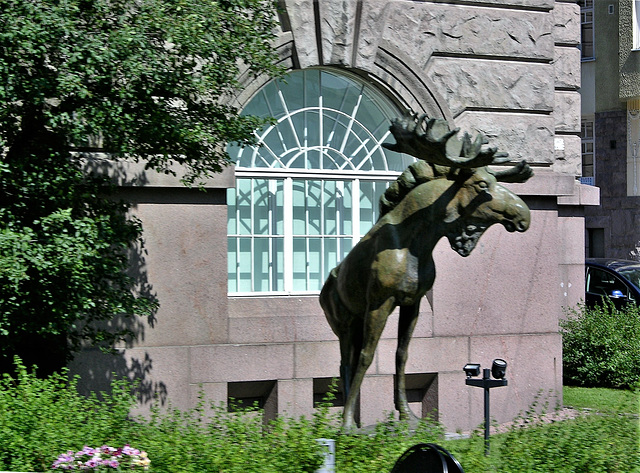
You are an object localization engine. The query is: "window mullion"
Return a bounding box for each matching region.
[305,180,311,290]
[250,179,256,292]
[268,180,275,292]
[283,177,293,292]
[352,178,361,247]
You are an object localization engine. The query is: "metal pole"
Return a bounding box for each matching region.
[483,368,491,455]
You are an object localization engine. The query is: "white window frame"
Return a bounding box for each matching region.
[581,0,595,60]
[580,119,595,185]
[227,69,411,296]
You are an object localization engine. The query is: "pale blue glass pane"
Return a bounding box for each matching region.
[274,237,284,291]
[356,100,387,138]
[339,238,353,261]
[324,238,338,275]
[262,128,287,159]
[292,238,308,291]
[278,123,302,165]
[303,69,321,109]
[323,112,348,160]
[274,180,284,234]
[321,71,359,112]
[386,148,415,172]
[306,149,321,170]
[304,110,321,150]
[227,237,237,293]
[281,72,305,112]
[238,238,252,292]
[360,181,387,235]
[286,150,306,169]
[253,238,271,291]
[253,179,270,235]
[241,86,271,119]
[292,180,306,234]
[322,148,346,170]
[244,81,286,119]
[308,238,322,290]
[307,181,322,235]
[342,182,352,235]
[323,181,338,235]
[236,179,252,235]
[324,238,353,276]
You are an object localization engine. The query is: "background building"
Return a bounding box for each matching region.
[71,0,595,433]
[582,0,640,258]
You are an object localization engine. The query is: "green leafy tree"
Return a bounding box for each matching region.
[0,0,281,374]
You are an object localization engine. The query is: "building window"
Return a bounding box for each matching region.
[628,98,640,196]
[580,120,595,185]
[587,228,605,258]
[227,69,411,295]
[581,0,594,59]
[634,0,640,49]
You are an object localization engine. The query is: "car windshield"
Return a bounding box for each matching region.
[617,267,640,288]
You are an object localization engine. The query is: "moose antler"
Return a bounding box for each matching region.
[489,160,534,183]
[383,113,511,169]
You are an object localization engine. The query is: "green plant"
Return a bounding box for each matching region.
[560,302,640,388]
[0,0,282,373]
[129,395,325,473]
[0,358,137,472]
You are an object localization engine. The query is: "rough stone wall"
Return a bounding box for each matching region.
[619,0,640,100]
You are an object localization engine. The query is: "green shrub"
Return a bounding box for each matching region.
[560,302,640,389]
[0,358,136,471]
[130,397,324,473]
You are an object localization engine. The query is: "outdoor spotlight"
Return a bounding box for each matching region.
[491,359,507,380]
[463,363,481,378]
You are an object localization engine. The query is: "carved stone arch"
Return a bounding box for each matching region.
[228,32,298,111]
[368,42,454,124]
[230,33,454,129]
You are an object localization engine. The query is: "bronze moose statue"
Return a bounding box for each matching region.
[319,114,533,430]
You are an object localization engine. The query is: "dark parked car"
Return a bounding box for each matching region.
[585,258,640,308]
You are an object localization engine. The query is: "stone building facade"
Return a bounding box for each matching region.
[582,0,640,258]
[71,0,594,433]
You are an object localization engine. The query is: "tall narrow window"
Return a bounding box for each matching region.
[581,119,595,185]
[581,0,594,59]
[627,99,640,196]
[227,69,411,295]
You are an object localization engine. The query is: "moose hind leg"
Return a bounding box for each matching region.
[342,297,396,430]
[395,303,421,423]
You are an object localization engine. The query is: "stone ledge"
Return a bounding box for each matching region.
[82,155,235,189]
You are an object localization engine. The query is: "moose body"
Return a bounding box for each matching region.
[319,115,533,430]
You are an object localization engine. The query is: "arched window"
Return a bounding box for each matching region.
[228,68,411,294]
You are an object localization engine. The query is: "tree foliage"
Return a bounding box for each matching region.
[0,0,281,373]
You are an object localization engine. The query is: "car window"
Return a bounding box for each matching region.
[586,267,633,300]
[617,267,640,288]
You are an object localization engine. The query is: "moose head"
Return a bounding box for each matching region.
[381,113,533,256]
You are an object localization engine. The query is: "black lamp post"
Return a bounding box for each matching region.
[463,359,508,455]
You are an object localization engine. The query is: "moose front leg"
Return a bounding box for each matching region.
[395,303,421,423]
[342,297,396,431]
